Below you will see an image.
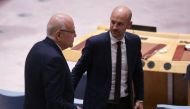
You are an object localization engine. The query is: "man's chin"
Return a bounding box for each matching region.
[69,44,73,48]
[113,33,121,37]
[112,32,119,37]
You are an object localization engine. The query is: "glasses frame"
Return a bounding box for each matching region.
[60,29,76,34]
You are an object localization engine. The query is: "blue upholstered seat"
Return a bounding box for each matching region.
[157,104,190,109]
[0,89,24,109]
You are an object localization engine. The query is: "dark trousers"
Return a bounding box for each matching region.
[106,96,132,109]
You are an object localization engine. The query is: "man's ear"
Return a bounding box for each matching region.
[55,31,61,41]
[127,21,132,29]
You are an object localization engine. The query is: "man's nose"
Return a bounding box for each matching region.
[112,24,118,29]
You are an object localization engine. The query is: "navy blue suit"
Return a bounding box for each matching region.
[72,31,144,109]
[24,37,76,109]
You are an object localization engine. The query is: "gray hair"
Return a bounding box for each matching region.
[47,23,66,36]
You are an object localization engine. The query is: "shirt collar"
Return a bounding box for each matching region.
[109,32,125,45]
[47,35,62,51]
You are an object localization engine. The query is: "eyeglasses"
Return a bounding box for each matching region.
[60,29,76,34]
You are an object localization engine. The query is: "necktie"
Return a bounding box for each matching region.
[114,41,121,103]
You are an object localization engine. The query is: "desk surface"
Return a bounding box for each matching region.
[63,25,190,74]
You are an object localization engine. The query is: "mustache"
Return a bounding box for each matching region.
[112,29,119,32]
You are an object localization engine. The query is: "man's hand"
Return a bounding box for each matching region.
[134,101,143,109]
[77,106,82,109]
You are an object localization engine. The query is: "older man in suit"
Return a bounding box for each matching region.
[72,5,144,109]
[24,13,80,109]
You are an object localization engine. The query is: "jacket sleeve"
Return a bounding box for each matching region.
[42,57,77,109]
[133,36,144,101]
[72,38,93,90]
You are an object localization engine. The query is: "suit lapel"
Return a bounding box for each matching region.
[125,33,132,76]
[125,33,138,103]
[104,32,112,76]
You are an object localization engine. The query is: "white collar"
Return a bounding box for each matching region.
[109,32,125,45]
[47,35,62,51]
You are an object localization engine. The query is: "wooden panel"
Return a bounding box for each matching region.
[173,74,188,105]
[188,81,190,105]
[144,71,168,109]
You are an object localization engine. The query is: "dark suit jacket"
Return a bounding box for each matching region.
[24,37,76,109]
[72,31,144,109]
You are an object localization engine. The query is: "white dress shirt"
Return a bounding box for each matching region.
[109,32,128,100]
